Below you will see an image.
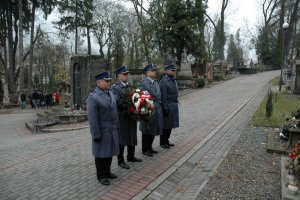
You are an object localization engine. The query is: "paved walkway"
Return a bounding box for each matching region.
[0,71,279,200]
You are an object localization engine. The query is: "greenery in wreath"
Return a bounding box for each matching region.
[119,86,155,123]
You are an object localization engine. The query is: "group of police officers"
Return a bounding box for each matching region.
[87,63,179,185]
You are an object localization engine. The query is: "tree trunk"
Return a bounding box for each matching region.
[284,0,299,60]
[132,1,150,63]
[7,4,14,94]
[273,0,285,69]
[4,39,9,85]
[75,0,78,55]
[18,0,24,94]
[219,0,228,60]
[87,26,91,55]
[28,3,36,94]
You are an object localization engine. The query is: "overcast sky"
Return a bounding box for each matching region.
[38,0,262,61]
[207,0,261,34]
[207,0,263,61]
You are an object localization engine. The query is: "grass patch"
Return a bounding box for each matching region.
[269,76,280,86]
[249,91,300,127]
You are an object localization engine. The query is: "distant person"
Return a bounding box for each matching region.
[39,93,46,109]
[111,66,142,170]
[20,93,26,109]
[45,93,52,109]
[28,92,33,108]
[55,90,60,105]
[139,64,163,157]
[159,64,179,148]
[87,71,119,186]
[32,90,39,109]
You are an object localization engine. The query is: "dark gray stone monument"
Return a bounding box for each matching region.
[70,55,110,108]
[292,59,300,94]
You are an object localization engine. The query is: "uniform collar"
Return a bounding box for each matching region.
[96,86,109,94]
[119,81,128,87]
[147,77,155,84]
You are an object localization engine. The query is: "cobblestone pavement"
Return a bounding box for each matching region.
[0,71,279,200]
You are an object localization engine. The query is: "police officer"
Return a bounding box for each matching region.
[139,64,163,157]
[159,64,179,148]
[87,71,119,186]
[111,66,142,169]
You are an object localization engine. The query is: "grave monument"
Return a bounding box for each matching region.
[70,55,110,108]
[176,48,194,88]
[292,49,300,94]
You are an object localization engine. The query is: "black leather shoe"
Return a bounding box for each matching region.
[167,143,175,147]
[99,178,110,185]
[160,144,170,149]
[107,172,117,179]
[143,151,153,157]
[150,149,158,154]
[127,157,143,162]
[119,162,130,169]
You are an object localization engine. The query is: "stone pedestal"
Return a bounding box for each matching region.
[176,62,194,88]
[177,62,192,77]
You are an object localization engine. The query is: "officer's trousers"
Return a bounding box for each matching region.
[95,157,112,180]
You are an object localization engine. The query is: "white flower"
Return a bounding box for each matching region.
[135,89,140,93]
[141,107,146,113]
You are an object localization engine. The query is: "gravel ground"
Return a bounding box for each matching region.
[198,126,282,200]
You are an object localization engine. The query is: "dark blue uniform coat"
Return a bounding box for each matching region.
[111,81,137,146]
[159,75,179,129]
[139,77,163,136]
[87,86,119,158]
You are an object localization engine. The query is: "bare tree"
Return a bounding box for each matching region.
[130,0,150,63]
[18,0,24,94]
[219,0,229,60]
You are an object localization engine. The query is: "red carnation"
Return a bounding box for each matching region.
[129,107,135,113]
[140,100,146,106]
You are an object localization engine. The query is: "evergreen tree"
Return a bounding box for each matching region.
[112,27,124,68]
[212,20,225,61]
[227,29,244,69]
[265,89,273,120]
[255,26,274,65]
[55,0,94,55]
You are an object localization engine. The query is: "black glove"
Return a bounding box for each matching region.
[94,138,101,143]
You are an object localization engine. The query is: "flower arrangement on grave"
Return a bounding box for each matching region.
[120,86,155,122]
[285,140,300,194]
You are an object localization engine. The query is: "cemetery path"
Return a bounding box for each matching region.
[0,71,279,200]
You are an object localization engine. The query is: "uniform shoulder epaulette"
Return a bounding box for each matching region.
[163,75,169,80]
[90,90,96,95]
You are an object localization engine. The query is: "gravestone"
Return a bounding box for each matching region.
[176,48,194,88]
[292,59,300,94]
[70,55,110,108]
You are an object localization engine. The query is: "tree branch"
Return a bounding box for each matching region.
[23,26,42,62]
[203,12,221,37]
